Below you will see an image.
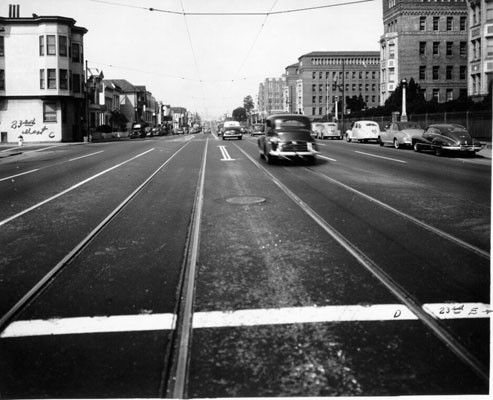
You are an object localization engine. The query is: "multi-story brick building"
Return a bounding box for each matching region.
[283,63,300,114]
[294,51,380,119]
[380,0,469,105]
[257,77,285,117]
[0,5,87,143]
[467,0,493,100]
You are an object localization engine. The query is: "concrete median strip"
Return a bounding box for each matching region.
[1,302,489,338]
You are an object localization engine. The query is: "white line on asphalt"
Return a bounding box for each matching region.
[0,148,154,227]
[69,151,104,162]
[1,303,489,338]
[355,151,407,163]
[0,169,40,182]
[218,145,234,161]
[318,155,337,162]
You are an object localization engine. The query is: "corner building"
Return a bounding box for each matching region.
[0,6,87,143]
[380,0,468,104]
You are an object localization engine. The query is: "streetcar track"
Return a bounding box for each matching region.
[236,144,489,383]
[0,141,192,334]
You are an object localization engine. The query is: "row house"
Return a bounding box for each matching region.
[0,5,87,143]
[380,0,469,104]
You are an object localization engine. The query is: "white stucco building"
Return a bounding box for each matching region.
[0,5,87,143]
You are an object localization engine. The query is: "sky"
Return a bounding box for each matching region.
[12,0,383,120]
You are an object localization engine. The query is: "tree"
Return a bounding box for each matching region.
[109,109,129,131]
[232,107,247,122]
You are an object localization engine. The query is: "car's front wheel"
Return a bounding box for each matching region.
[413,142,420,152]
[346,135,351,142]
[393,138,400,149]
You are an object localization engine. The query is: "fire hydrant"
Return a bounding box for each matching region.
[17,135,24,147]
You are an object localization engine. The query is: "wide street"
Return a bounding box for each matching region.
[0,131,490,398]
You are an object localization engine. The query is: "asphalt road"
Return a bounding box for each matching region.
[0,133,490,398]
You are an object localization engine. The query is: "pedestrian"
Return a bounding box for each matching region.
[18,134,24,147]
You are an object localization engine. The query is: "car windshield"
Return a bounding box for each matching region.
[274,118,310,129]
[364,122,378,127]
[441,125,467,135]
[253,125,264,131]
[225,127,241,132]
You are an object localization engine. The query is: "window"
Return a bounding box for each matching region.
[459,65,467,79]
[446,89,453,101]
[312,84,316,92]
[47,68,56,88]
[433,66,439,80]
[460,42,467,57]
[0,36,4,56]
[312,72,316,79]
[419,42,426,55]
[419,65,426,80]
[47,35,56,55]
[433,16,439,31]
[40,69,45,89]
[72,73,81,93]
[446,16,453,31]
[43,102,57,122]
[460,16,466,30]
[39,35,44,56]
[446,42,453,56]
[446,66,453,79]
[0,69,4,90]
[72,43,80,62]
[59,69,68,89]
[420,16,426,30]
[432,89,439,101]
[59,36,67,56]
[433,42,440,55]
[312,96,316,103]
[319,96,323,103]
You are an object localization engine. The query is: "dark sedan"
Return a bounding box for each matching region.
[412,124,483,156]
[258,114,318,164]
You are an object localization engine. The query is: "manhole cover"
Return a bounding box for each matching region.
[225,196,267,205]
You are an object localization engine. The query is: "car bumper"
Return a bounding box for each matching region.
[446,145,483,152]
[268,143,318,158]
[223,135,242,139]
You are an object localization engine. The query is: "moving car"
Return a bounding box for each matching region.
[346,120,380,143]
[379,121,424,149]
[258,114,318,164]
[251,124,265,136]
[412,124,483,156]
[312,122,341,140]
[222,126,242,140]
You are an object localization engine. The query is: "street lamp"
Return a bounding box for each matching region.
[401,78,408,122]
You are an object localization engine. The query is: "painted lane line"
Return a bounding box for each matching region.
[1,314,176,338]
[0,169,40,182]
[306,168,489,260]
[69,150,104,162]
[355,150,407,164]
[0,148,154,227]
[2,303,489,338]
[218,145,234,161]
[318,155,337,162]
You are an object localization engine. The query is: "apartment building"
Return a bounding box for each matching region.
[467,0,493,99]
[0,5,87,143]
[295,51,380,119]
[380,0,468,105]
[258,77,285,117]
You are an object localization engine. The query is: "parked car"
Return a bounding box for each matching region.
[312,122,341,140]
[346,120,380,143]
[412,124,483,156]
[379,121,424,149]
[251,124,265,136]
[173,127,184,135]
[222,126,242,140]
[258,114,318,164]
[129,123,146,139]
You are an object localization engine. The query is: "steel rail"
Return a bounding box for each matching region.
[164,138,208,398]
[0,140,192,334]
[236,144,489,384]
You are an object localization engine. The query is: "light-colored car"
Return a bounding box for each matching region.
[346,121,380,143]
[222,126,242,140]
[258,114,318,164]
[379,121,424,149]
[312,122,342,140]
[251,124,265,136]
